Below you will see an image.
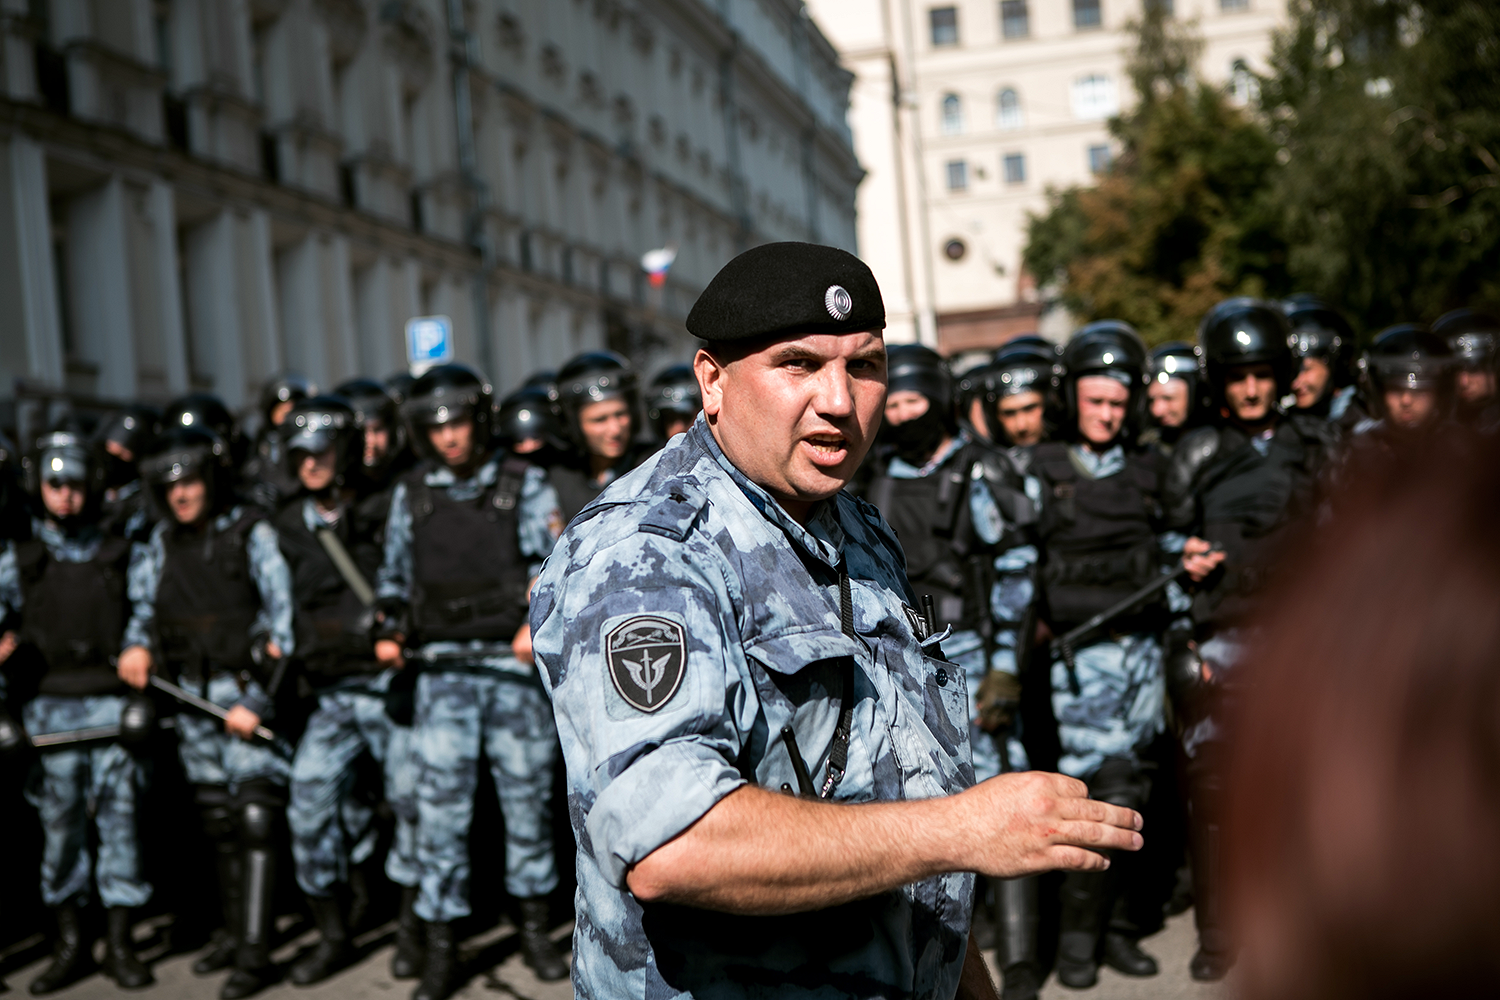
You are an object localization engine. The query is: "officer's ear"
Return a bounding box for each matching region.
[695,348,726,420]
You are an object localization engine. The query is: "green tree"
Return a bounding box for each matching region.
[1024,8,1286,345]
[1263,0,1500,332]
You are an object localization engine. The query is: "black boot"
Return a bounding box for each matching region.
[411,922,454,1000]
[221,802,278,1000]
[390,886,424,980]
[101,908,154,989]
[1055,870,1108,989]
[1102,932,1158,977]
[29,903,92,995]
[289,894,352,986]
[995,877,1040,1000]
[195,800,242,976]
[517,898,568,982]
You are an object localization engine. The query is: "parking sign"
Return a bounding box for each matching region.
[405,315,454,375]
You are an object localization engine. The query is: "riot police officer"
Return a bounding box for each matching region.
[124,425,295,1000]
[645,363,703,442]
[549,351,648,522]
[0,425,154,993]
[495,382,569,463]
[242,373,318,510]
[865,344,1042,999]
[1024,322,1213,988]
[94,406,159,541]
[986,339,1060,462]
[334,378,414,492]
[1141,341,1204,455]
[1283,295,1363,428]
[274,396,422,985]
[1355,324,1460,441]
[372,364,569,997]
[1163,298,1338,982]
[1431,308,1498,426]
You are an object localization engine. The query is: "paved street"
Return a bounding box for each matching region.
[4,908,1227,1000]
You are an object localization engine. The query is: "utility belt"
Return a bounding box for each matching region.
[412,583,526,641]
[1042,543,1165,633]
[156,616,258,684]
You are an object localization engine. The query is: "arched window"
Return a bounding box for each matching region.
[1070,73,1118,119]
[1228,58,1258,105]
[997,88,1022,129]
[941,93,964,134]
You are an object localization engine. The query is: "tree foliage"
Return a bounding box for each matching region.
[1023,0,1500,345]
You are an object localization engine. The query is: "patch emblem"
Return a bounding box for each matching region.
[824,284,853,321]
[605,615,687,713]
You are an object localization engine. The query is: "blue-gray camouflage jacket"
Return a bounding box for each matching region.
[530,416,975,1000]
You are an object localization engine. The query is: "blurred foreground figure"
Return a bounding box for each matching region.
[1227,428,1500,1000]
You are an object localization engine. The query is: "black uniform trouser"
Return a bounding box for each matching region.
[1058,759,1152,957]
[195,780,286,969]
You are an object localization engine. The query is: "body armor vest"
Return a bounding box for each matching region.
[1186,418,1328,627]
[547,463,601,526]
[18,535,132,696]
[408,457,531,642]
[867,449,976,629]
[154,510,263,681]
[273,490,389,684]
[1034,442,1164,632]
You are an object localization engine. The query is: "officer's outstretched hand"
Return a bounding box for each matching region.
[956,772,1143,878]
[375,638,405,670]
[224,705,261,741]
[117,645,152,690]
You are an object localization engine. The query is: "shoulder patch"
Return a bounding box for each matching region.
[605,615,687,713]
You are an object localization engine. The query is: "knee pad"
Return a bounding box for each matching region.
[195,784,237,842]
[1089,758,1150,812]
[240,801,280,850]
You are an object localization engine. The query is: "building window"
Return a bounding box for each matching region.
[1071,73,1118,119]
[1229,58,1258,105]
[1000,0,1029,38]
[1220,0,1249,9]
[941,93,964,134]
[1073,0,1102,29]
[946,159,968,190]
[1004,153,1026,184]
[1146,0,1173,14]
[997,87,1023,129]
[930,7,958,46]
[1088,143,1112,174]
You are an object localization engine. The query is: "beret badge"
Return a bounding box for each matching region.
[824,285,853,321]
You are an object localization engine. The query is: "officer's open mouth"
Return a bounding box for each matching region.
[802,434,849,463]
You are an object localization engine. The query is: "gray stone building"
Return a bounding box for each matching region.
[0,0,860,423]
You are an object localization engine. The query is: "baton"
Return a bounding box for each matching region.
[29,725,125,748]
[1050,545,1221,697]
[149,675,277,742]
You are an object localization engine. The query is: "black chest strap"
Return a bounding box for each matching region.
[818,569,858,799]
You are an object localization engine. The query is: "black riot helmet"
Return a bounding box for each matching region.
[94,406,160,489]
[162,393,243,465]
[280,395,360,491]
[886,344,953,414]
[1147,340,1206,425]
[955,360,999,438]
[384,371,417,406]
[402,363,495,465]
[333,378,407,470]
[23,423,107,521]
[1359,324,1458,422]
[259,372,317,426]
[497,384,570,455]
[645,364,703,439]
[138,424,236,519]
[1198,297,1296,399]
[556,351,639,450]
[991,338,1061,400]
[1061,321,1148,439]
[1431,308,1499,373]
[1283,294,1357,390]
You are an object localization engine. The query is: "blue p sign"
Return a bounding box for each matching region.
[406,315,454,374]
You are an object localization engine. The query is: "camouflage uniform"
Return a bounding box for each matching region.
[376,457,563,921]
[0,520,151,909]
[530,417,975,1000]
[124,507,296,787]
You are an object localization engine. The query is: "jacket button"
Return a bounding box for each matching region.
[935,668,948,687]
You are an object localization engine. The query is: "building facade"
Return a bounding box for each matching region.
[807,0,1284,351]
[0,0,860,426]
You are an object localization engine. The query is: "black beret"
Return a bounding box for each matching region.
[686,242,886,343]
